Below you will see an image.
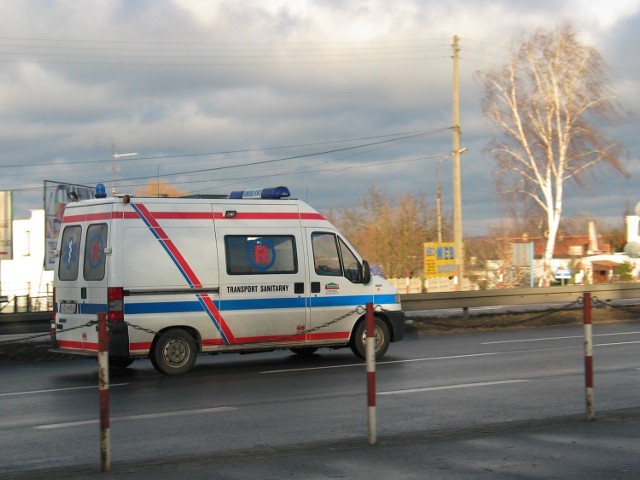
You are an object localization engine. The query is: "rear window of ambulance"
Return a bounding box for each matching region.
[59,225,82,281]
[83,223,108,281]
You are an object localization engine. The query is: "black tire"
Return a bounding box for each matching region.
[151,329,197,375]
[350,316,390,359]
[109,357,134,369]
[290,347,319,356]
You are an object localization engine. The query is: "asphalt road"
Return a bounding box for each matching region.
[2,321,640,479]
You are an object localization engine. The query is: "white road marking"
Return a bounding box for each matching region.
[483,331,640,345]
[482,335,583,344]
[34,406,236,430]
[0,383,129,397]
[379,379,529,395]
[597,341,640,347]
[261,352,499,374]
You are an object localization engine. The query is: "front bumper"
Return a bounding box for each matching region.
[386,310,406,342]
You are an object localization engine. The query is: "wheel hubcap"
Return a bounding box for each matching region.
[164,339,188,366]
[361,325,383,352]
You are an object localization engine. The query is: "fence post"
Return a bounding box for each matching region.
[366,302,376,445]
[583,293,595,421]
[98,312,111,471]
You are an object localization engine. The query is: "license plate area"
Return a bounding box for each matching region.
[59,302,78,314]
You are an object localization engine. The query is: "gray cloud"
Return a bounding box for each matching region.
[0,0,638,239]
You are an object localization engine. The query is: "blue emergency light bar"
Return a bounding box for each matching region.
[95,183,107,198]
[229,186,290,199]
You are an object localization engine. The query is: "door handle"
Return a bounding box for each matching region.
[311,282,320,293]
[294,282,304,294]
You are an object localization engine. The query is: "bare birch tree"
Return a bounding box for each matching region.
[476,23,627,283]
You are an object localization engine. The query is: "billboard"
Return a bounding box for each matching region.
[423,242,463,278]
[44,181,95,270]
[0,191,12,261]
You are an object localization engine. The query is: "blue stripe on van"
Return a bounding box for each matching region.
[309,294,397,308]
[77,294,397,316]
[124,297,306,314]
[220,297,307,311]
[79,303,108,315]
[125,301,205,314]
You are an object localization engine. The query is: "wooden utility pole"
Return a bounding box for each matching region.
[452,35,464,289]
[436,159,443,243]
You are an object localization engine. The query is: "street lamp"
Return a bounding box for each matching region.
[111,151,138,195]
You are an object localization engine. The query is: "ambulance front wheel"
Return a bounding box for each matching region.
[151,329,198,375]
[350,316,390,359]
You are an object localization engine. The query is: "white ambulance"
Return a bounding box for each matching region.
[51,185,405,375]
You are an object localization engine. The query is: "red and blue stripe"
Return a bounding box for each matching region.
[130,202,236,345]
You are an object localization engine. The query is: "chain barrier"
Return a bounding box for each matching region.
[123,305,370,349]
[122,305,399,349]
[592,296,640,316]
[9,294,626,353]
[422,297,584,330]
[0,319,98,363]
[0,331,51,346]
[0,320,98,346]
[0,306,374,352]
[125,322,159,336]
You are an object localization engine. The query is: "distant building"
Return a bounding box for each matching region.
[0,209,53,310]
[493,219,638,286]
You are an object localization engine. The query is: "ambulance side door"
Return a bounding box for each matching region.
[216,228,309,345]
[305,229,368,345]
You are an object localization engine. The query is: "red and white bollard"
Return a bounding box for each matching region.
[366,302,376,444]
[583,293,595,421]
[98,312,111,471]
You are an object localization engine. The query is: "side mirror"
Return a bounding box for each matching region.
[361,260,371,285]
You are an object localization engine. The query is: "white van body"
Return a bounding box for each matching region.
[52,187,404,374]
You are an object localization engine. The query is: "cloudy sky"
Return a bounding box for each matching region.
[1,0,640,236]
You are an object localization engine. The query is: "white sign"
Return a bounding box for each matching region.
[0,191,12,261]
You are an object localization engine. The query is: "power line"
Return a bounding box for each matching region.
[136,152,453,194]
[0,36,453,66]
[0,128,452,192]
[0,128,450,170]
[105,129,451,185]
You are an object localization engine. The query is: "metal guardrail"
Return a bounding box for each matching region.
[0,312,52,335]
[2,284,640,336]
[401,283,640,312]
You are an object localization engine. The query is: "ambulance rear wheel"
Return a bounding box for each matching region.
[151,329,197,375]
[350,317,390,359]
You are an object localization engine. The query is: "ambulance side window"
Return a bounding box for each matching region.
[339,238,361,283]
[59,226,82,281]
[312,233,363,283]
[312,232,342,276]
[83,223,108,281]
[225,235,297,275]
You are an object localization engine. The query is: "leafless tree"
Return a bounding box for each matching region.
[134,179,187,197]
[476,23,627,283]
[327,185,444,278]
